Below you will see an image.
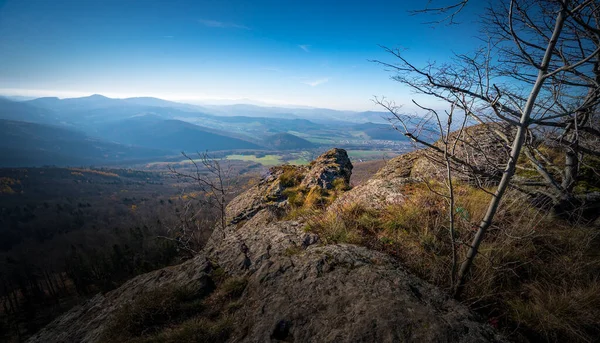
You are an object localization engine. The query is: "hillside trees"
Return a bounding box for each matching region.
[376,0,600,296]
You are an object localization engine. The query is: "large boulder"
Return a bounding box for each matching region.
[300,148,353,189]
[331,124,513,211]
[411,123,513,182]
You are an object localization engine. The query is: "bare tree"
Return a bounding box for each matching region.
[375,0,600,297]
[166,151,236,253]
[375,95,475,289]
[409,0,469,25]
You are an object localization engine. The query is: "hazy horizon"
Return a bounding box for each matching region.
[0,0,486,111]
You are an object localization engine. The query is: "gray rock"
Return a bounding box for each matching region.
[28,148,505,343]
[300,148,353,189]
[27,256,214,343]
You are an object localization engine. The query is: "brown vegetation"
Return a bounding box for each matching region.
[102,274,247,343]
[307,182,600,342]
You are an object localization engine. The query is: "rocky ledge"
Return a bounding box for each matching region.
[28,148,504,343]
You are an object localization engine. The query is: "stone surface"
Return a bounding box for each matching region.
[300,148,353,189]
[27,255,214,343]
[28,148,505,343]
[410,123,514,183]
[330,150,423,211]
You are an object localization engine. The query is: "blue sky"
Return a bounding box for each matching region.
[0,0,486,110]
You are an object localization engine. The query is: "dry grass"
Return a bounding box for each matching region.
[102,274,247,343]
[278,165,304,188]
[307,182,600,342]
[282,178,349,221]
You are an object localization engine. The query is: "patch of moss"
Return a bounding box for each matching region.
[284,245,304,256]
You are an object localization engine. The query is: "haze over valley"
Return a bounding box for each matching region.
[0,94,412,168]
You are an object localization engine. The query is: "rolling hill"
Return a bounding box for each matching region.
[94,115,264,152]
[0,97,61,124]
[351,122,409,141]
[0,119,170,167]
[263,132,315,150]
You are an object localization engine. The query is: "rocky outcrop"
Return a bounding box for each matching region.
[411,123,513,182]
[300,148,352,189]
[331,151,422,210]
[207,210,502,342]
[331,124,513,211]
[27,255,214,343]
[28,148,504,343]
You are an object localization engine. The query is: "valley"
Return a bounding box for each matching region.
[0,95,415,169]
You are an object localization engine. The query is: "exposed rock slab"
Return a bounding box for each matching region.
[28,148,504,343]
[27,255,214,343]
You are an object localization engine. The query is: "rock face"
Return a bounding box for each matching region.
[300,148,353,189]
[411,123,513,182]
[28,148,504,343]
[331,151,422,211]
[333,124,513,211]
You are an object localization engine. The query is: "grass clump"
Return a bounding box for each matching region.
[278,165,304,187]
[102,274,248,343]
[131,317,233,343]
[282,181,350,221]
[508,283,600,342]
[306,182,600,342]
[103,285,207,340]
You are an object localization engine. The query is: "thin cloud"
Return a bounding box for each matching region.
[298,44,310,52]
[260,67,283,73]
[198,19,249,30]
[303,78,329,87]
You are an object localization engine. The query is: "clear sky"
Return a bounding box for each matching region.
[0,0,486,110]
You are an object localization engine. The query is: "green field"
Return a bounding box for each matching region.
[225,154,283,166]
[347,150,399,160]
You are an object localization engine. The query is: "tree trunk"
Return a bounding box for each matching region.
[453,4,568,298]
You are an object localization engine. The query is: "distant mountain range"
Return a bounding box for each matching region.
[0,94,412,167]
